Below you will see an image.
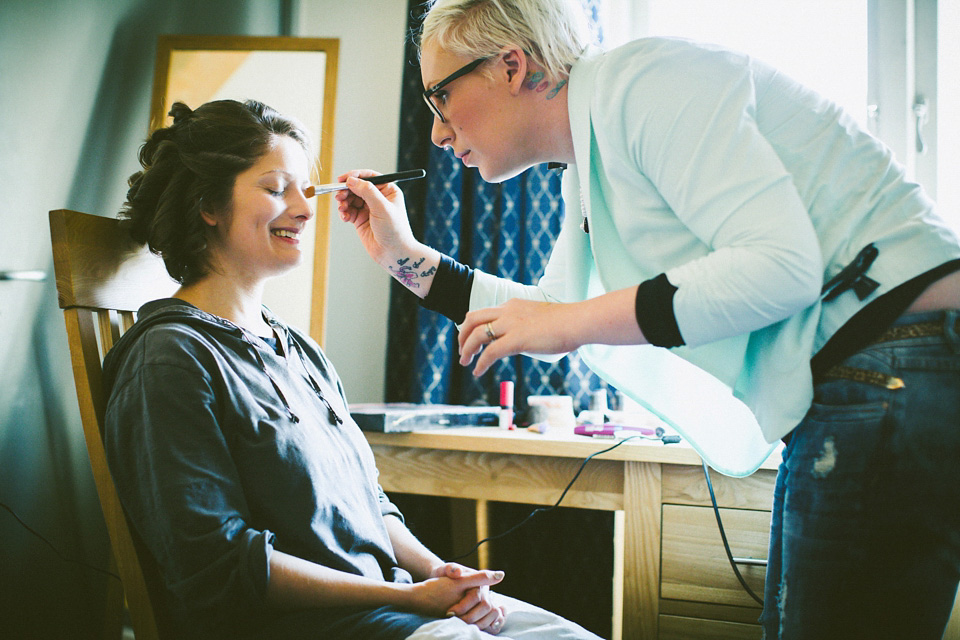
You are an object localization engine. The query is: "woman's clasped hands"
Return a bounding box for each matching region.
[415,563,507,634]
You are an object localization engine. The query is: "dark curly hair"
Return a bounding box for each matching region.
[120,99,311,285]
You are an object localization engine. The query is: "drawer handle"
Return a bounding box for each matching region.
[733,557,768,567]
[704,461,766,605]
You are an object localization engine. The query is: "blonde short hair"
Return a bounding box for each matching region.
[420,0,594,83]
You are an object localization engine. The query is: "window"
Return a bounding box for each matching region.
[601,0,868,125]
[938,0,960,228]
[599,0,959,232]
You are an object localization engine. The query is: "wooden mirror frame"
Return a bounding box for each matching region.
[150,35,338,345]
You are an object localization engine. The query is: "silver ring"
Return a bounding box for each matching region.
[485,322,498,342]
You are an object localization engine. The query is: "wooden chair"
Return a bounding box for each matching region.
[50,209,178,640]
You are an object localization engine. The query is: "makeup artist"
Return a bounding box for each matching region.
[337,0,960,637]
[103,98,598,640]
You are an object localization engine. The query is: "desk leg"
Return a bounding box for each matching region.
[450,498,491,569]
[622,461,662,640]
[612,510,625,640]
[475,499,490,569]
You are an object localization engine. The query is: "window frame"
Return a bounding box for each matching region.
[603,0,946,201]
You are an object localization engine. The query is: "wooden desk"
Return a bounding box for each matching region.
[364,427,780,640]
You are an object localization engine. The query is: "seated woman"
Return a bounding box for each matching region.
[102,99,598,640]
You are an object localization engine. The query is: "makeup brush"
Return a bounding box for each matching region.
[305,169,426,197]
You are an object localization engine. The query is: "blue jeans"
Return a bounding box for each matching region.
[760,310,960,639]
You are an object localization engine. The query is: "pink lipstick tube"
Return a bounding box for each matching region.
[499,381,515,430]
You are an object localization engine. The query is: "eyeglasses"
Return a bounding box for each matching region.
[422,57,490,123]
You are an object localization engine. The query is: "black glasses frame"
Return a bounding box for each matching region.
[422,57,490,123]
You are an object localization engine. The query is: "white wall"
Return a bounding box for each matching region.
[0,1,406,634]
[0,3,288,635]
[296,0,410,403]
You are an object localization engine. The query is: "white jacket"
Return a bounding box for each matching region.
[468,38,960,475]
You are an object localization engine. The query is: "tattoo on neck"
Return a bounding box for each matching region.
[524,71,567,100]
[546,79,567,100]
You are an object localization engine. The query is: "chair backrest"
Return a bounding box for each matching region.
[50,209,178,640]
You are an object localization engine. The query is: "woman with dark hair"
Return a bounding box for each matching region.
[104,99,598,640]
[337,1,960,638]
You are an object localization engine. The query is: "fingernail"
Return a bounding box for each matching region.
[494,571,504,579]
[445,611,456,618]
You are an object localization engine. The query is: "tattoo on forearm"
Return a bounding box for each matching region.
[389,258,419,288]
[389,257,436,289]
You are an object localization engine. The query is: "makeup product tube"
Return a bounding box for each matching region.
[499,381,515,430]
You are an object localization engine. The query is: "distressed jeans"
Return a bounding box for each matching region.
[760,310,960,639]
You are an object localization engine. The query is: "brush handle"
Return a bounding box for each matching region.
[363,169,426,185]
[309,169,426,196]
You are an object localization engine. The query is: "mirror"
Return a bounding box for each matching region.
[150,35,339,345]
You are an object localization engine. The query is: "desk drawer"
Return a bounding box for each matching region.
[659,614,762,640]
[662,466,776,510]
[661,504,770,609]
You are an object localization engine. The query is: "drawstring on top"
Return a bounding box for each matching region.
[289,340,344,425]
[241,324,344,427]
[245,333,301,424]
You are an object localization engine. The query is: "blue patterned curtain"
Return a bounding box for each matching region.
[386,7,615,636]
[387,0,607,415]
